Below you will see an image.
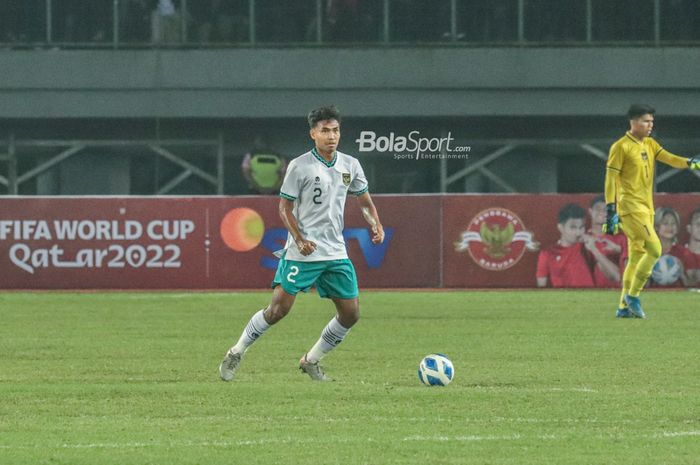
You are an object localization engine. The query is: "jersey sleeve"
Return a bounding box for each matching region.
[279,160,301,200]
[348,159,369,196]
[604,143,623,205]
[536,250,550,279]
[653,139,690,169]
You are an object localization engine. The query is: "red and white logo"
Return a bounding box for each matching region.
[454,207,539,271]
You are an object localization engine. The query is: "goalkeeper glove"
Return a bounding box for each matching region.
[688,156,700,170]
[602,203,620,234]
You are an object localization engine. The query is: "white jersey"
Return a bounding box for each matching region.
[279,148,368,262]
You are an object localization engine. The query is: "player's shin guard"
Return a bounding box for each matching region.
[231,308,271,354]
[305,317,350,363]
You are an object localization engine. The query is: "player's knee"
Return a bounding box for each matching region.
[265,301,293,324]
[338,302,360,327]
[646,240,662,260]
[346,309,360,326]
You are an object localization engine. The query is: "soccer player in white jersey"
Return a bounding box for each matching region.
[219,105,384,381]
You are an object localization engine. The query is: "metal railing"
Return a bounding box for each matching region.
[1,0,698,49]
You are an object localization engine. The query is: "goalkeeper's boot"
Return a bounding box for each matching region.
[616,307,633,318]
[299,354,332,382]
[219,349,242,381]
[624,295,646,319]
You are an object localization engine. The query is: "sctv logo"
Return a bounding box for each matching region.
[259,228,394,270]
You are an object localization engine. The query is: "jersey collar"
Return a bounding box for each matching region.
[625,131,644,145]
[311,147,337,167]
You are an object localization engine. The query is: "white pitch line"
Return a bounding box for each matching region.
[654,431,700,438]
[403,434,526,442]
[402,431,700,442]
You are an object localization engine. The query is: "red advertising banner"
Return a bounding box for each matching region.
[443,193,700,288]
[1,194,698,289]
[0,196,440,289]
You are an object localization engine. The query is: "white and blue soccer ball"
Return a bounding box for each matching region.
[651,254,682,285]
[418,354,454,386]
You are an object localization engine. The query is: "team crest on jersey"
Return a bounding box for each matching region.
[342,173,351,186]
[454,207,539,271]
[315,176,320,183]
[641,151,648,161]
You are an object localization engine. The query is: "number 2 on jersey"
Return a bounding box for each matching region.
[312,187,322,204]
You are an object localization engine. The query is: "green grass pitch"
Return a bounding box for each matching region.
[1,290,698,465]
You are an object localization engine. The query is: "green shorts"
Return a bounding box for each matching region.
[272,258,359,299]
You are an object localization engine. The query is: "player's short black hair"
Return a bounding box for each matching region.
[308,105,341,128]
[590,194,605,208]
[558,203,586,225]
[627,104,655,120]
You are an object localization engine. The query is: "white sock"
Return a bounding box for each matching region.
[231,309,270,354]
[305,317,351,363]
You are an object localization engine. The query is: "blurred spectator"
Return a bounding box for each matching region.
[651,206,688,287]
[152,0,182,43]
[536,203,595,288]
[241,138,287,194]
[586,194,627,287]
[684,207,700,287]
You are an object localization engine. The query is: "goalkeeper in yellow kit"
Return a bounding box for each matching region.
[604,104,700,318]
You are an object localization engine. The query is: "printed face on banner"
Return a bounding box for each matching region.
[454,207,539,271]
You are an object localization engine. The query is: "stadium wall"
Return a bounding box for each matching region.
[2,48,700,118]
[1,194,698,290]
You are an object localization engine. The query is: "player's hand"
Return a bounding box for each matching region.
[599,236,621,253]
[295,238,317,256]
[688,156,700,170]
[582,234,598,253]
[602,203,620,235]
[371,224,385,244]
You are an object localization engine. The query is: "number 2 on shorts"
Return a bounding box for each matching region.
[287,265,300,283]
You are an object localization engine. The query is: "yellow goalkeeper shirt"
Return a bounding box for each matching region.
[605,132,688,216]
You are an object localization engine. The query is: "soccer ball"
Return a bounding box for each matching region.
[651,254,682,285]
[418,354,454,386]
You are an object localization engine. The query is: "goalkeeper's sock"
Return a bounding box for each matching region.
[305,317,350,363]
[231,308,270,354]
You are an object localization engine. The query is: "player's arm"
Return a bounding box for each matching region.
[657,150,700,170]
[278,198,316,256]
[653,141,700,169]
[603,144,622,234]
[582,235,620,283]
[356,192,384,244]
